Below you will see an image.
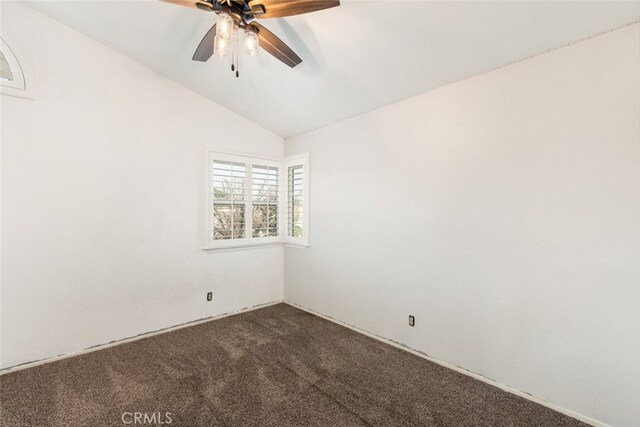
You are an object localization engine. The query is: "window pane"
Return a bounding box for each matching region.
[213,205,232,240]
[252,165,278,238]
[212,160,246,240]
[232,205,246,239]
[288,165,304,238]
[0,50,13,81]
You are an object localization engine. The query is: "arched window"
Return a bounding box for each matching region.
[0,50,15,81]
[1,37,34,99]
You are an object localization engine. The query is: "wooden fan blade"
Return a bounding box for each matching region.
[252,23,302,68]
[249,0,339,19]
[193,24,217,62]
[160,0,216,13]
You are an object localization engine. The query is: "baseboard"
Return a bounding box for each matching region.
[0,299,611,427]
[285,301,609,427]
[0,300,283,375]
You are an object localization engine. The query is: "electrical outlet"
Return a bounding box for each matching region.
[408,315,415,327]
[206,292,213,302]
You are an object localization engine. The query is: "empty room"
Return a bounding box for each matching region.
[1,0,639,426]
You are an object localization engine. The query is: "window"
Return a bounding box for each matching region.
[284,153,309,246]
[0,49,14,81]
[0,37,33,99]
[212,160,246,240]
[205,151,308,250]
[288,165,304,238]
[252,165,279,238]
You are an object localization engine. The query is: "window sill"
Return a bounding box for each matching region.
[202,241,309,252]
[202,241,283,252]
[284,242,310,249]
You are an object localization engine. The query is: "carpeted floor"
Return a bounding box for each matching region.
[0,303,587,427]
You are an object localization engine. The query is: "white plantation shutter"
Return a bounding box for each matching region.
[252,165,279,238]
[284,153,309,246]
[205,151,308,249]
[211,160,246,240]
[288,165,304,238]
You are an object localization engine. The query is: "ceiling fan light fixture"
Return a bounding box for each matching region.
[213,35,227,57]
[165,0,341,72]
[215,12,234,41]
[244,29,259,56]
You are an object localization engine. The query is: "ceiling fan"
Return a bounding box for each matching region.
[163,0,340,75]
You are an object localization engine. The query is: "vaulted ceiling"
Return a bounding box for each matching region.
[27,1,640,138]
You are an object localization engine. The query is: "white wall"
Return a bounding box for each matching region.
[285,24,640,427]
[2,2,639,424]
[0,2,284,369]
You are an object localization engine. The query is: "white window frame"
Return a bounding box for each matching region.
[204,150,283,250]
[0,36,35,100]
[283,152,310,248]
[203,150,309,251]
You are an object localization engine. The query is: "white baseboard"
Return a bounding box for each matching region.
[285,301,609,427]
[0,299,611,427]
[0,300,283,375]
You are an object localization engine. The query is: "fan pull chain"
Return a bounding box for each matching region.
[235,29,240,78]
[236,36,240,78]
[231,33,235,72]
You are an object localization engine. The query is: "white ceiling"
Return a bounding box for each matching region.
[27,1,640,138]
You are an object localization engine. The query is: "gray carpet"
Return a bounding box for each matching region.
[0,303,587,426]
